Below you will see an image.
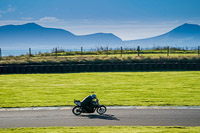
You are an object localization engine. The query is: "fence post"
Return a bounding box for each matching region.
[137,46,140,56]
[29,48,31,57]
[106,47,109,56]
[81,47,83,56]
[0,48,2,60]
[167,46,170,56]
[120,46,123,57]
[198,46,200,56]
[55,47,58,58]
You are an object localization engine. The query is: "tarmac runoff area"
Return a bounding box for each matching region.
[0,106,200,111]
[0,107,200,128]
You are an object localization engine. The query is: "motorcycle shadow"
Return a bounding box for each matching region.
[79,114,120,121]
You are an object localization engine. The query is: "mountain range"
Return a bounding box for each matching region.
[125,23,200,48]
[0,23,200,49]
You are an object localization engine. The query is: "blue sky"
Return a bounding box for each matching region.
[0,0,200,40]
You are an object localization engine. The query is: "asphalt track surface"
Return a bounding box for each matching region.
[0,109,200,128]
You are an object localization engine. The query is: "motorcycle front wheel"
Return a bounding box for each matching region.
[97,105,107,115]
[72,106,81,115]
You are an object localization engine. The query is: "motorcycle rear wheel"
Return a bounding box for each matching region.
[97,105,107,115]
[72,106,81,115]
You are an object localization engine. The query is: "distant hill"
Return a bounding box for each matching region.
[0,23,123,49]
[125,23,200,48]
[0,23,200,49]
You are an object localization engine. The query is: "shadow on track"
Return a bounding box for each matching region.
[79,114,120,121]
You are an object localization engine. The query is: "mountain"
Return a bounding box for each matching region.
[78,33,123,47]
[125,23,200,48]
[0,23,124,49]
[0,23,200,49]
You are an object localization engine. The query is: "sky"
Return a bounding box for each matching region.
[0,0,200,40]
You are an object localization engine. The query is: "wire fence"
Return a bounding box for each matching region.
[0,46,200,59]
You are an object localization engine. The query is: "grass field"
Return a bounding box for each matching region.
[0,71,199,108]
[0,126,200,133]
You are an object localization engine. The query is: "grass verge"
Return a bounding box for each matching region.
[1,54,199,65]
[0,126,200,133]
[0,71,199,108]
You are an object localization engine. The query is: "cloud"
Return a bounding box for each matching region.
[0,16,64,25]
[21,17,33,20]
[0,5,15,17]
[7,7,15,12]
[39,17,63,22]
[0,10,6,14]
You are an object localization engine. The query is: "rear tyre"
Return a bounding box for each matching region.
[72,106,81,115]
[97,105,107,115]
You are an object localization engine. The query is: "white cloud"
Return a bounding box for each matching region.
[39,17,63,22]
[21,17,33,20]
[7,7,15,12]
[0,10,6,14]
[0,5,15,17]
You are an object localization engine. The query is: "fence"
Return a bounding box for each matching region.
[0,46,200,58]
[0,63,199,74]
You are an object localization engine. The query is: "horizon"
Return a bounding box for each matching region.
[0,0,200,40]
[1,22,199,41]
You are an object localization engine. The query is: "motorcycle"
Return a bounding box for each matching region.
[72,99,107,115]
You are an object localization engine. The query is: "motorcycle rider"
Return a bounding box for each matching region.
[81,94,97,112]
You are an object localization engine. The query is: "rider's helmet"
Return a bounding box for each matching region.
[91,94,96,99]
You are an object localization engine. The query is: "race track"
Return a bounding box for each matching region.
[0,109,200,128]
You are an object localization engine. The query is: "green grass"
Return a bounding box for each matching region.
[0,71,200,108]
[0,126,200,133]
[1,54,199,65]
[32,48,199,56]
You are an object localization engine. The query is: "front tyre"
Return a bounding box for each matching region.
[97,105,107,115]
[72,106,81,115]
